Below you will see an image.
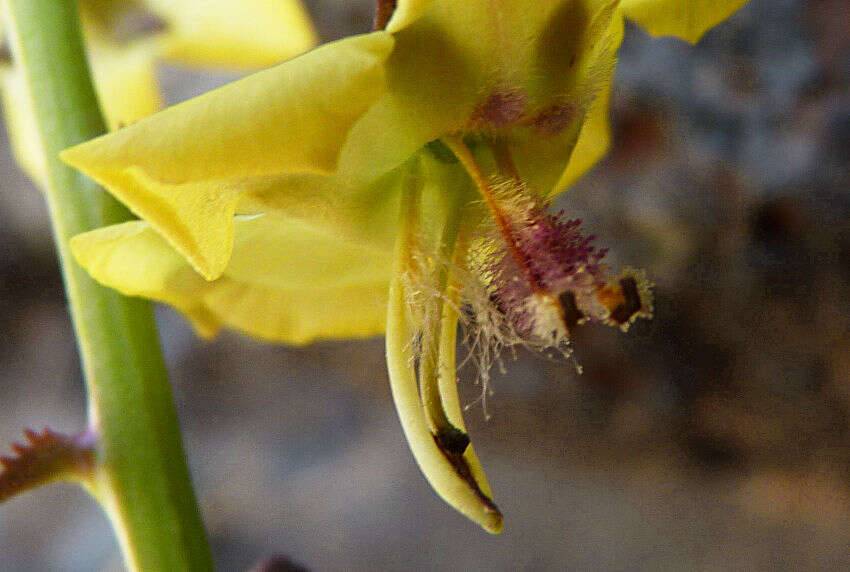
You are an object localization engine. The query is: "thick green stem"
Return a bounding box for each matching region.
[3,1,212,569]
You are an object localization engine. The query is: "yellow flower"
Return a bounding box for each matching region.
[61,0,748,533]
[0,0,317,184]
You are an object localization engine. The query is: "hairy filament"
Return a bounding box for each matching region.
[442,135,544,297]
[492,139,522,183]
[437,273,496,498]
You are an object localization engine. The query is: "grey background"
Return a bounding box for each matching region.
[2,0,850,569]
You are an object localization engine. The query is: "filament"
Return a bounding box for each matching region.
[441,135,545,296]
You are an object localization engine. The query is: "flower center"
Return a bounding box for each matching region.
[442,135,653,349]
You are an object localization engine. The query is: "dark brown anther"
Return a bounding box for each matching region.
[608,276,642,325]
[435,426,470,456]
[432,432,500,515]
[374,0,397,31]
[557,290,585,330]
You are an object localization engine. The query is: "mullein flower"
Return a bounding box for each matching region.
[0,0,316,184]
[60,0,748,532]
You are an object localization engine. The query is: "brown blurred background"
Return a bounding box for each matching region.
[2,0,850,569]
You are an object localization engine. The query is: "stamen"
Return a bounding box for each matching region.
[442,135,544,297]
[385,162,502,533]
[442,135,652,370]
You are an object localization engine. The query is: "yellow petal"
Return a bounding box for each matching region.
[553,79,612,192]
[0,15,162,185]
[238,170,403,257]
[385,0,435,33]
[505,1,623,195]
[0,69,47,185]
[335,16,477,187]
[87,39,163,130]
[71,219,222,337]
[76,2,165,128]
[148,0,318,68]
[342,1,621,188]
[620,0,749,43]
[71,214,392,344]
[224,212,393,291]
[553,13,624,193]
[61,32,395,280]
[346,0,628,194]
[207,278,388,344]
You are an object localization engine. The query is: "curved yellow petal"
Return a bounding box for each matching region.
[224,212,393,290]
[70,219,222,337]
[553,13,624,193]
[207,278,388,344]
[71,215,391,344]
[620,0,749,43]
[148,0,318,69]
[237,170,403,259]
[61,32,395,280]
[343,0,628,192]
[336,12,476,187]
[553,79,612,192]
[0,69,47,185]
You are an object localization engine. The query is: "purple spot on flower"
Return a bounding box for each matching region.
[532,104,576,136]
[469,90,527,129]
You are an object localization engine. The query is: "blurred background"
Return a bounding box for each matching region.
[1,0,849,569]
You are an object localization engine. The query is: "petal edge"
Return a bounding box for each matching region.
[621,0,748,44]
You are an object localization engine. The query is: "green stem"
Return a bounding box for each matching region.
[3,1,212,569]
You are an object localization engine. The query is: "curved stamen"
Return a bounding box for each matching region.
[385,159,502,533]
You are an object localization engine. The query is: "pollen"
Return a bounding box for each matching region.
[525,292,569,344]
